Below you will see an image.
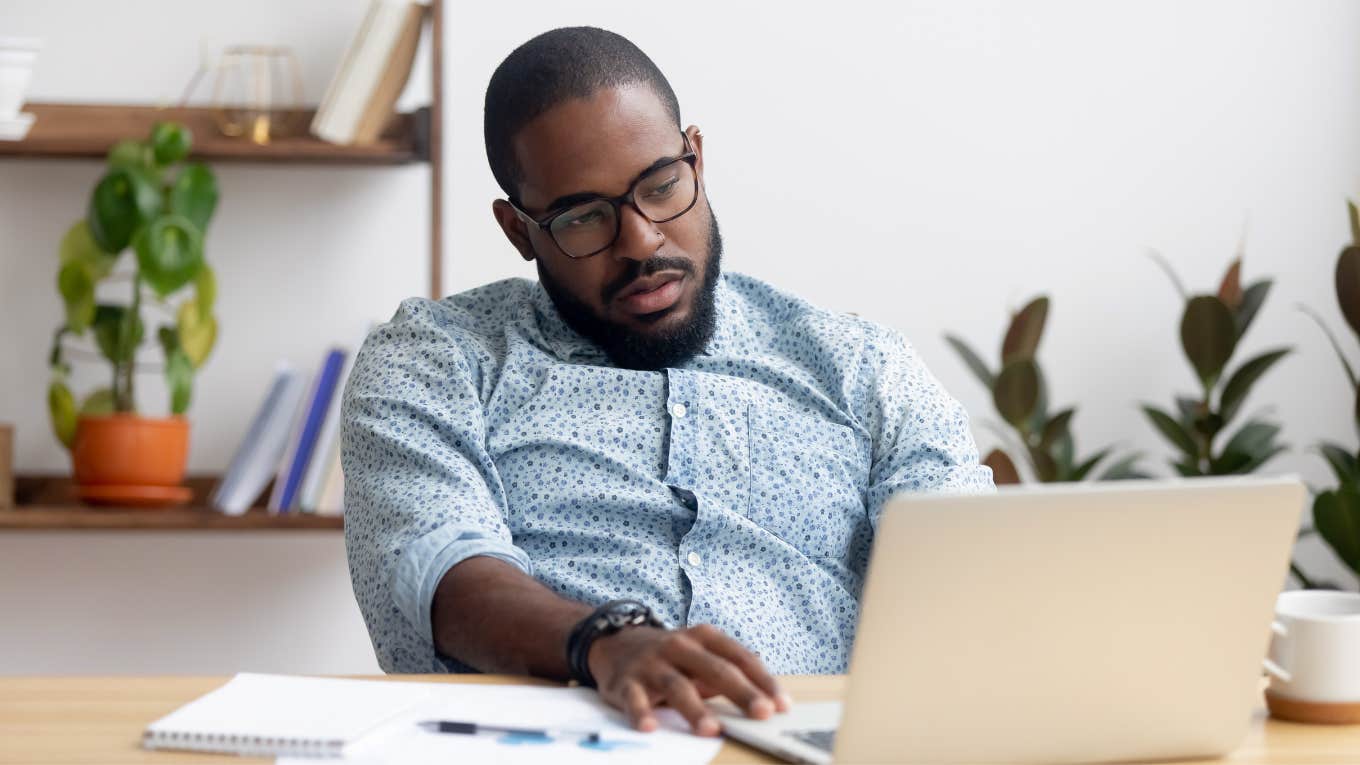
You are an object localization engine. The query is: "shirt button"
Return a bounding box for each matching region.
[686,551,702,567]
[670,402,688,418]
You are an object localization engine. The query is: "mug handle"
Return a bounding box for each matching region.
[1262,620,1292,683]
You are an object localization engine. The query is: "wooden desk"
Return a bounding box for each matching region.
[2,674,1357,764]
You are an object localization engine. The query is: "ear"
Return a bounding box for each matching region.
[492,199,537,262]
[686,124,705,181]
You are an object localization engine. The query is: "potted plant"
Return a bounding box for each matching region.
[1294,202,1360,588]
[46,121,219,507]
[1142,252,1290,477]
[945,295,1147,483]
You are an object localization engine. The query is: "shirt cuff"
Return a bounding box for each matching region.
[389,524,533,648]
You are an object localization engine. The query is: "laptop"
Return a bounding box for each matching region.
[715,475,1305,764]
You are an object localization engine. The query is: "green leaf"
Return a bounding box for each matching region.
[1173,460,1203,477]
[1001,296,1049,365]
[1039,408,1074,451]
[1236,280,1271,340]
[1337,246,1360,340]
[1098,452,1148,481]
[994,359,1040,430]
[1143,404,1199,460]
[92,304,144,363]
[1318,442,1360,484]
[195,264,216,321]
[1071,447,1112,481]
[47,380,78,449]
[1181,296,1238,389]
[150,121,192,165]
[107,139,153,170]
[176,299,217,368]
[1219,348,1291,425]
[135,214,203,297]
[79,387,115,416]
[1146,250,1188,299]
[169,163,217,232]
[1314,488,1360,577]
[1298,303,1357,390]
[59,220,118,278]
[944,334,994,388]
[1210,449,1255,475]
[1217,421,1284,474]
[87,166,161,253]
[57,260,96,334]
[1027,444,1059,482]
[165,348,193,414]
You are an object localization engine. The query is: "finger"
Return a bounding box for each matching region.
[621,680,658,732]
[668,637,774,720]
[652,670,720,737]
[690,625,789,712]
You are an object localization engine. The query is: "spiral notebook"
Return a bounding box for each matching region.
[142,673,433,758]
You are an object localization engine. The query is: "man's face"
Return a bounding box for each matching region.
[492,85,721,370]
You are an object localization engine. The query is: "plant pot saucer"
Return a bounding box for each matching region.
[76,483,193,509]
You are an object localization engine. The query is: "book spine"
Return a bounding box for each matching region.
[277,350,347,512]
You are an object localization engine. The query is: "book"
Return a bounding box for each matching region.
[298,323,372,512]
[142,673,432,758]
[351,2,425,144]
[268,349,346,513]
[311,0,379,138]
[314,445,346,516]
[312,1,424,146]
[210,366,305,515]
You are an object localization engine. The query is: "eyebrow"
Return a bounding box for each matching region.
[540,152,684,214]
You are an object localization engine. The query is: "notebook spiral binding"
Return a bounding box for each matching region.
[142,728,345,758]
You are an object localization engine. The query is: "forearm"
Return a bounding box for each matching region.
[430,555,592,678]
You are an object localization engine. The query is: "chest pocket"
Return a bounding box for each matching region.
[747,400,865,559]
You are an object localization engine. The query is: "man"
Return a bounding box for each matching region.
[342,26,992,737]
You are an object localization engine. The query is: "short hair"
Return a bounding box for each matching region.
[484,27,682,199]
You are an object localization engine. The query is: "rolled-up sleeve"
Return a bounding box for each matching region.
[341,298,530,673]
[856,325,995,528]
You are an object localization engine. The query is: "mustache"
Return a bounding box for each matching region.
[602,256,695,303]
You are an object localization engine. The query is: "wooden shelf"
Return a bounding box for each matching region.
[0,103,429,165]
[1,475,343,531]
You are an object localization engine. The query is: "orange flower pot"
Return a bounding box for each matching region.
[71,415,192,507]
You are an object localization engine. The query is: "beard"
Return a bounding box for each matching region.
[537,210,724,371]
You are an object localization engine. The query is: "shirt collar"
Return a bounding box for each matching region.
[529,273,737,365]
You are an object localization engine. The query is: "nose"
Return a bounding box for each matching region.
[610,202,662,263]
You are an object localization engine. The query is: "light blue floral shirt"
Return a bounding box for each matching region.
[342,272,992,675]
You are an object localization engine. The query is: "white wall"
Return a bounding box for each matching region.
[0,0,1354,674]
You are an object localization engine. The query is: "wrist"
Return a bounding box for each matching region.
[565,599,666,688]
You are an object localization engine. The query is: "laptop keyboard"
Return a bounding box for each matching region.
[787,729,837,752]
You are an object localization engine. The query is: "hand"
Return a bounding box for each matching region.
[587,623,793,736]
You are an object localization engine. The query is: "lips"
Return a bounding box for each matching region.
[616,272,685,315]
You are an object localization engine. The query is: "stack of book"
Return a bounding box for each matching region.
[311,0,426,146]
[211,327,371,516]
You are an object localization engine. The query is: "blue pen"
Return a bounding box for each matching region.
[419,720,602,743]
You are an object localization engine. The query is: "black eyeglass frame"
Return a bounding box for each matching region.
[508,132,700,259]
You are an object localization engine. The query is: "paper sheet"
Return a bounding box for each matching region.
[278,683,722,765]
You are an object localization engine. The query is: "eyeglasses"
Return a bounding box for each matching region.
[509,132,699,259]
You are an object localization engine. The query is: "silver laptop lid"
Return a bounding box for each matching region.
[836,476,1305,764]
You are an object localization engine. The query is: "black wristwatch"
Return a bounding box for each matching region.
[565,599,666,688]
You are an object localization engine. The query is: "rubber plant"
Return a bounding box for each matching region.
[945,295,1148,484]
[1142,252,1290,477]
[47,121,218,448]
[1293,201,1360,587]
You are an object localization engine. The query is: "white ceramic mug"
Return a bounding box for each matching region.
[1263,590,1360,704]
